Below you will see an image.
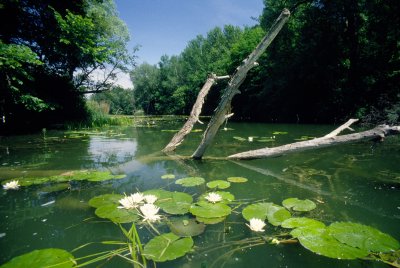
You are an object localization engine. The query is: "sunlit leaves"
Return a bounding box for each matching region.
[242,202,291,226]
[281,217,325,229]
[95,204,139,223]
[143,233,194,262]
[190,201,231,219]
[88,194,123,208]
[161,174,175,180]
[227,177,248,183]
[175,177,205,187]
[0,248,75,268]
[206,180,230,189]
[328,222,400,253]
[156,192,193,215]
[282,198,316,212]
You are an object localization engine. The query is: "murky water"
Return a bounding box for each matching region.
[0,117,399,267]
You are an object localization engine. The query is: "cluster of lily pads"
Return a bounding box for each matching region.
[1,173,399,268]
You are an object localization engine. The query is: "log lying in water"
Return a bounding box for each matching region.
[228,120,400,160]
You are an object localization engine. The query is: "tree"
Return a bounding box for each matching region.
[91,86,135,115]
[0,0,133,133]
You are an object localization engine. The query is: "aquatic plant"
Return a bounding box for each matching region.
[2,183,399,268]
[2,180,20,190]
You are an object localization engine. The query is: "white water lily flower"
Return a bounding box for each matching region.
[3,180,20,190]
[144,194,157,204]
[140,203,161,222]
[205,192,222,203]
[118,192,144,209]
[246,218,266,232]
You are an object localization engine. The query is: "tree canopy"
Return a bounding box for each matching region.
[0,0,134,133]
[131,0,399,124]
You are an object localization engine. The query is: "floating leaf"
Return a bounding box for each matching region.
[282,217,325,229]
[190,201,231,218]
[292,226,369,260]
[161,174,175,180]
[242,203,270,221]
[242,202,291,226]
[196,216,226,224]
[143,233,193,262]
[272,131,288,135]
[88,194,123,208]
[206,180,230,189]
[233,136,246,141]
[294,136,315,141]
[199,191,235,204]
[0,248,75,268]
[168,216,205,237]
[95,204,139,223]
[226,177,248,183]
[157,192,193,215]
[4,170,126,187]
[282,198,317,212]
[175,177,205,187]
[143,189,172,200]
[37,183,70,194]
[257,138,275,142]
[328,222,400,253]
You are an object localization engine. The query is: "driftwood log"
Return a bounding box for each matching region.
[191,9,291,159]
[228,119,400,160]
[163,73,229,152]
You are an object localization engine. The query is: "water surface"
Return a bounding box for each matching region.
[0,118,399,267]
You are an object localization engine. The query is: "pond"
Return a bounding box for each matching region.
[0,117,399,267]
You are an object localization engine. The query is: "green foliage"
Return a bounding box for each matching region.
[168,216,206,237]
[282,198,316,212]
[242,202,291,226]
[91,86,135,115]
[206,180,231,189]
[175,177,205,187]
[1,0,133,132]
[189,201,232,218]
[227,176,248,183]
[0,248,75,268]
[328,222,400,252]
[95,204,140,223]
[2,170,126,187]
[143,233,194,262]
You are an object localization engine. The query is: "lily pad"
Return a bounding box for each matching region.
[157,192,193,215]
[328,222,400,253]
[242,202,291,226]
[3,170,126,187]
[199,191,235,204]
[0,248,75,268]
[190,201,231,218]
[227,177,248,183]
[88,194,123,208]
[272,131,288,135]
[282,217,326,229]
[206,180,230,189]
[233,136,246,141]
[95,204,139,223]
[143,233,193,262]
[175,177,205,187]
[161,174,175,180]
[168,216,205,237]
[143,189,172,200]
[292,226,369,260]
[196,216,226,225]
[257,138,275,142]
[282,198,317,212]
[37,183,70,194]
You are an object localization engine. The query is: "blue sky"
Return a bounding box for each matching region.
[114,0,264,65]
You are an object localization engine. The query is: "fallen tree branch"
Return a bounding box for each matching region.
[162,73,229,152]
[324,118,358,138]
[228,124,400,160]
[191,9,291,159]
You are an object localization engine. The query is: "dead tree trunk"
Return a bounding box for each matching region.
[191,9,291,159]
[163,73,229,152]
[228,120,400,160]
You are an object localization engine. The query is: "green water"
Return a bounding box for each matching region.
[0,118,399,267]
